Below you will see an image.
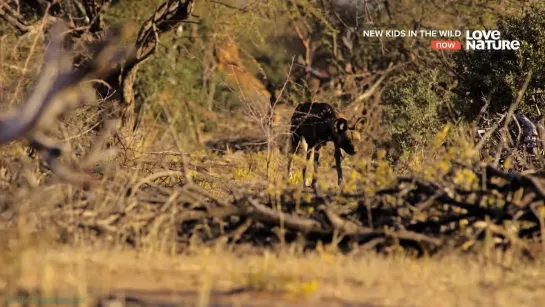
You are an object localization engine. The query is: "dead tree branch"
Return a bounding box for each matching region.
[0,21,135,185]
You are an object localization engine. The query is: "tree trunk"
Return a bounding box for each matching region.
[103,0,197,129]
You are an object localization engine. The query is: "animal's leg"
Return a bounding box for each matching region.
[286,133,300,180]
[311,147,320,188]
[302,143,313,187]
[334,145,343,186]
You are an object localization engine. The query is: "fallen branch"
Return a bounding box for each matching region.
[245,198,330,234]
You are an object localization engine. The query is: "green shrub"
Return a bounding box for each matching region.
[453,3,545,120]
[383,69,453,152]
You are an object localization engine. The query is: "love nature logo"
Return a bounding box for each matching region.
[432,30,520,51]
[362,29,521,51]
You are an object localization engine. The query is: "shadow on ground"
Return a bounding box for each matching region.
[97,288,375,307]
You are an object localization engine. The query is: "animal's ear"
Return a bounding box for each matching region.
[350,116,365,130]
[336,118,348,132]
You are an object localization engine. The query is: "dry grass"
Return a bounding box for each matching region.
[3,5,545,307]
[2,245,545,306]
[2,102,544,306]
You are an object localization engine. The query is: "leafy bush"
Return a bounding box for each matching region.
[382,69,453,153]
[453,3,545,120]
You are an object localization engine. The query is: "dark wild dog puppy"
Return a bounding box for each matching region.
[287,102,363,187]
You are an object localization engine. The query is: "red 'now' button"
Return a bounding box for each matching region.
[431,40,461,50]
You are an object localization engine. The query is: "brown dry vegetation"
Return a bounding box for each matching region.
[6,247,545,306]
[2,1,545,306]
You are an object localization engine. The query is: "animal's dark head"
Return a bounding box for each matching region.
[334,117,363,155]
